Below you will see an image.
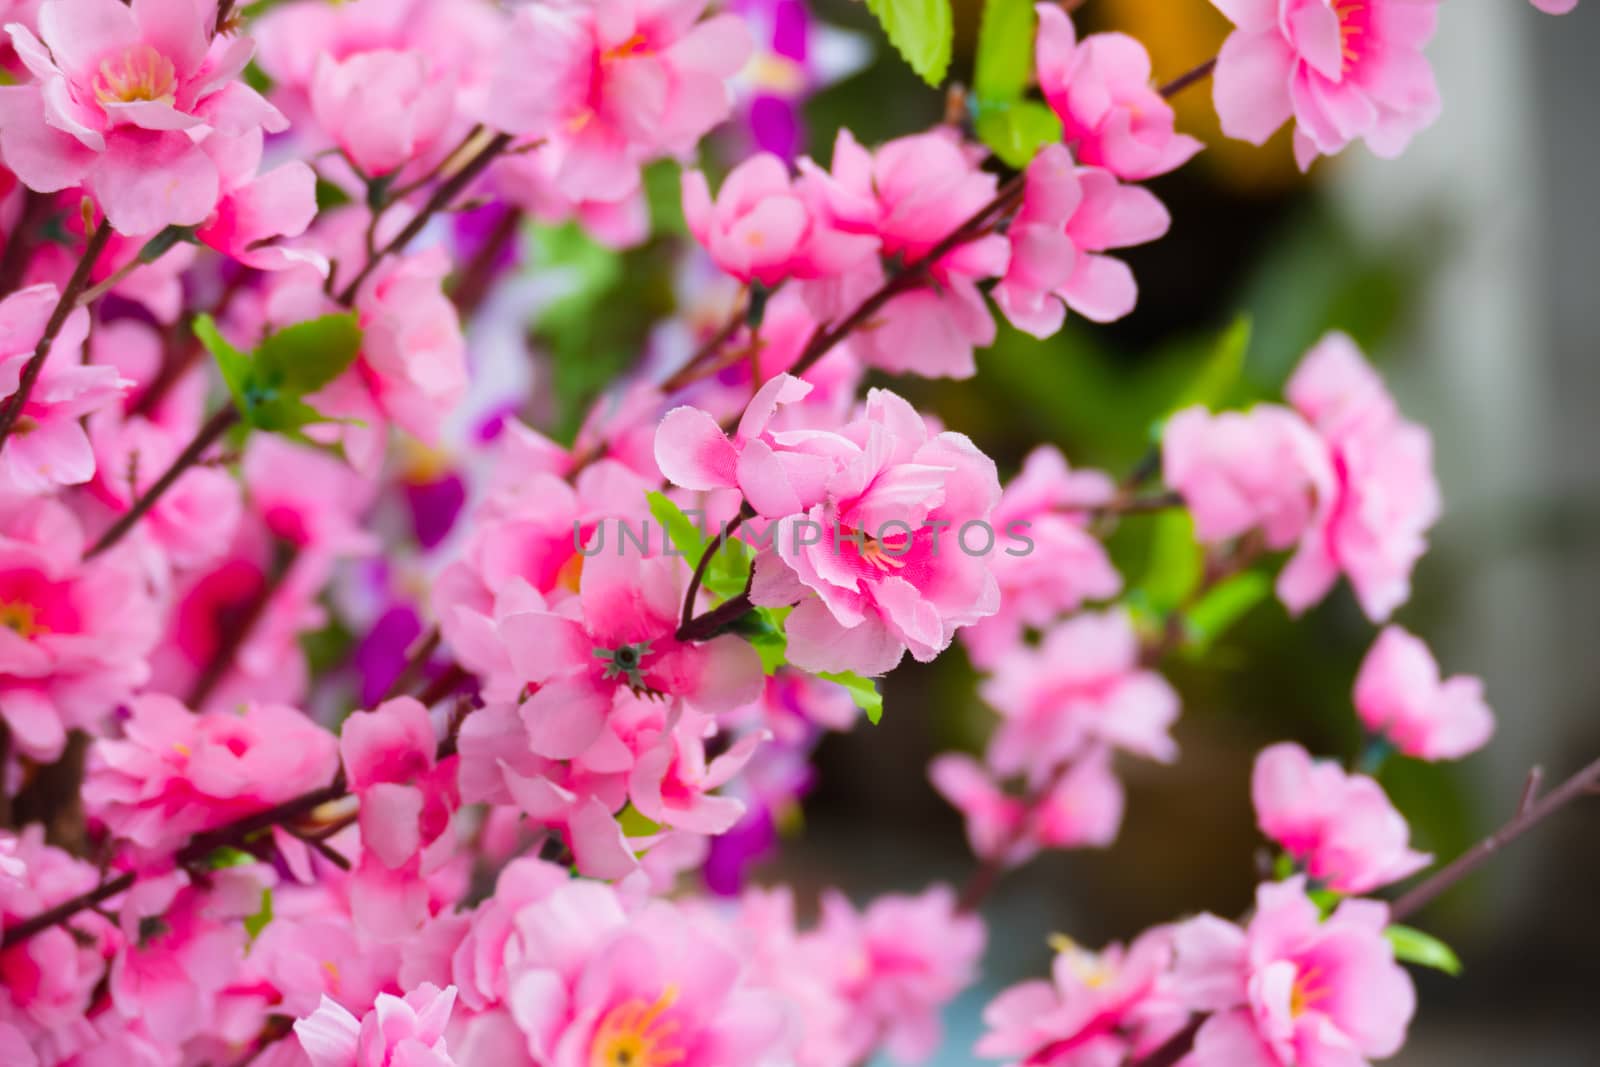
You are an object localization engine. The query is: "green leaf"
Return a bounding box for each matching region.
[1385,925,1462,976]
[647,492,708,560]
[864,0,954,87]
[254,313,362,395]
[244,887,274,945]
[193,314,253,414]
[732,606,790,674]
[1169,315,1251,414]
[205,845,257,870]
[1133,510,1202,617]
[819,670,884,725]
[1183,570,1270,653]
[616,803,663,837]
[975,100,1063,169]
[974,0,1035,104]
[137,224,197,264]
[642,160,687,237]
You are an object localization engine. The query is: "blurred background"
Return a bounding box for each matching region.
[726,1,1600,1063]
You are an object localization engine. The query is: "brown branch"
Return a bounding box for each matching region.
[186,539,298,708]
[661,301,754,393]
[0,221,112,446]
[381,628,443,704]
[450,207,523,319]
[1157,57,1217,99]
[677,506,753,636]
[0,190,50,298]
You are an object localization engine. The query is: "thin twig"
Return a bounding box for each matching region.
[0,190,50,299]
[381,628,443,704]
[450,206,523,319]
[1519,765,1544,816]
[186,540,298,708]
[661,300,755,392]
[1157,57,1217,99]
[0,221,112,446]
[678,507,751,635]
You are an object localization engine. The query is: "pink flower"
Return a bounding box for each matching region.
[682,152,877,287]
[306,247,469,474]
[1034,5,1202,180]
[930,751,1124,867]
[993,145,1169,338]
[241,433,377,556]
[311,49,456,179]
[496,546,764,759]
[85,694,341,855]
[628,710,768,835]
[0,284,128,495]
[1251,742,1429,893]
[979,610,1179,783]
[0,496,157,761]
[503,881,789,1066]
[0,0,288,234]
[295,982,459,1067]
[817,885,985,1063]
[340,697,459,942]
[976,927,1186,1067]
[798,129,1009,378]
[195,127,322,272]
[1163,403,1332,551]
[1531,0,1578,10]
[960,446,1123,669]
[486,0,753,201]
[749,388,1003,675]
[1172,877,1415,1067]
[1277,333,1439,621]
[1208,0,1442,171]
[1353,626,1494,760]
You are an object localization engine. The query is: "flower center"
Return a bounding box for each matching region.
[1289,963,1328,1018]
[602,33,652,63]
[94,43,178,106]
[0,600,45,639]
[589,987,685,1067]
[1335,0,1369,73]
[858,534,908,572]
[594,640,655,691]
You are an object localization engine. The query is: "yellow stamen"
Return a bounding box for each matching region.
[0,601,45,639]
[589,986,686,1067]
[94,44,178,107]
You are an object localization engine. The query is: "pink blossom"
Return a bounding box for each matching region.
[993,145,1169,338]
[930,751,1124,868]
[0,496,156,760]
[1034,5,1203,180]
[311,49,455,179]
[195,127,322,273]
[961,446,1122,669]
[306,247,469,474]
[798,129,1009,378]
[0,0,288,234]
[817,885,985,1063]
[486,0,753,201]
[629,710,768,836]
[503,881,789,1066]
[1353,625,1494,760]
[1208,0,1442,171]
[1531,0,1578,10]
[295,982,459,1067]
[1172,877,1415,1067]
[0,284,128,495]
[1252,742,1429,893]
[85,694,341,855]
[340,698,459,942]
[242,433,377,556]
[1163,403,1332,551]
[976,927,1186,1067]
[1277,332,1439,621]
[682,152,877,287]
[495,545,763,759]
[749,388,1003,675]
[979,610,1179,784]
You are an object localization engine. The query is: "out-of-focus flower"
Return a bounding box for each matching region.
[1353,625,1494,760]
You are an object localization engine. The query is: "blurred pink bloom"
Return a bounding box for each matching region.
[1353,625,1494,760]
[961,446,1122,669]
[1208,0,1442,170]
[629,710,768,835]
[295,982,459,1067]
[817,885,985,1063]
[242,433,377,556]
[341,697,459,942]
[1163,403,1332,550]
[486,0,753,201]
[0,496,156,760]
[749,388,1003,675]
[503,881,789,1066]
[798,129,1009,378]
[85,694,340,855]
[1531,0,1578,10]
[683,152,877,287]
[311,49,455,179]
[977,926,1187,1067]
[930,751,1124,867]
[1251,742,1429,893]
[1172,877,1415,1067]
[0,285,128,495]
[0,0,287,234]
[1278,332,1439,621]
[1035,5,1202,180]
[994,145,1169,338]
[980,609,1179,784]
